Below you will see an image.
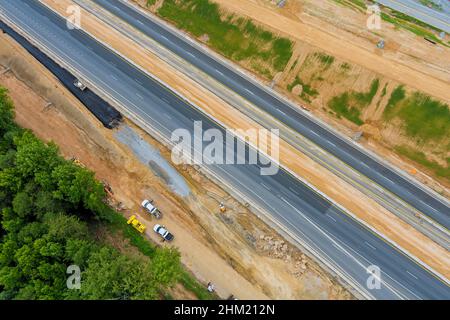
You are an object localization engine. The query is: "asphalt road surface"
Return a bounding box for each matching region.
[90,0,450,232]
[1,0,449,299]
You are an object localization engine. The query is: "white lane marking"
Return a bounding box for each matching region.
[332,243,342,250]
[187,52,196,58]
[419,200,435,212]
[260,182,271,191]
[136,93,144,99]
[327,214,337,222]
[328,141,336,147]
[406,270,418,280]
[364,241,376,250]
[215,69,224,76]
[277,109,286,116]
[371,183,385,193]
[280,196,293,207]
[383,176,394,184]
[162,113,172,120]
[353,171,361,178]
[245,88,254,95]
[288,187,300,196]
[137,20,144,25]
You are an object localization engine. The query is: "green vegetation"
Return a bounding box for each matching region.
[0,87,205,299]
[355,78,380,105]
[146,0,156,6]
[332,0,367,12]
[157,0,293,75]
[380,84,387,98]
[384,90,450,142]
[314,52,335,69]
[287,76,319,103]
[328,79,380,125]
[340,62,351,71]
[328,92,363,125]
[385,85,405,112]
[380,11,447,46]
[419,0,443,11]
[383,86,449,180]
[107,211,215,300]
[395,146,449,179]
[332,0,446,46]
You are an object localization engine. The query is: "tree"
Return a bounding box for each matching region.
[65,239,96,268]
[150,247,182,288]
[0,88,185,300]
[0,87,15,137]
[14,131,61,183]
[34,190,63,218]
[43,213,88,242]
[81,247,158,300]
[12,192,33,218]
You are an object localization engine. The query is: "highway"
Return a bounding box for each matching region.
[377,0,450,33]
[1,0,449,299]
[84,0,450,235]
[75,0,450,248]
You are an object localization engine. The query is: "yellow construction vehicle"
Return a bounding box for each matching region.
[127,215,146,233]
[70,157,86,168]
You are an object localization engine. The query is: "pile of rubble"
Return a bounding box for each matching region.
[257,235,310,277]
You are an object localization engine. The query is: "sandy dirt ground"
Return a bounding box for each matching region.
[257,0,449,82]
[0,32,353,299]
[37,0,450,280]
[212,0,450,103]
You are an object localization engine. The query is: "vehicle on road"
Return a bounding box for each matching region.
[153,224,174,241]
[73,78,87,91]
[142,199,162,219]
[127,215,146,233]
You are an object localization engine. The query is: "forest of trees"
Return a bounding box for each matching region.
[0,87,183,299]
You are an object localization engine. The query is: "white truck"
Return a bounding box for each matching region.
[141,199,162,219]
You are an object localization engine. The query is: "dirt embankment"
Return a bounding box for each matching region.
[0,31,352,299]
[39,0,450,280]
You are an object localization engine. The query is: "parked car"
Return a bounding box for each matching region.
[141,199,162,219]
[153,224,174,241]
[127,215,146,233]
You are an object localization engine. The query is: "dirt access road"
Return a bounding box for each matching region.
[0,31,352,299]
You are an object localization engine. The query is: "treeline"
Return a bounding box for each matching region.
[0,87,182,299]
